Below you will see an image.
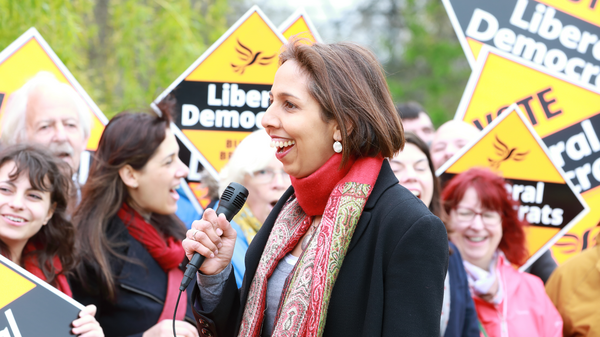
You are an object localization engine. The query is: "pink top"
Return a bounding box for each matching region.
[472,253,562,337]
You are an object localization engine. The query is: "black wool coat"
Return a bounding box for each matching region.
[70,216,197,337]
[193,160,449,337]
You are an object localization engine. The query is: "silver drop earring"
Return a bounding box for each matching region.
[333,141,342,153]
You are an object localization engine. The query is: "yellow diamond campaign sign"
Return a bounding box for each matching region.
[437,104,588,269]
[279,8,323,43]
[152,6,286,209]
[453,45,600,263]
[0,28,108,183]
[0,255,84,336]
[153,6,286,186]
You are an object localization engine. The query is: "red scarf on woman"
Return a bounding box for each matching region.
[117,203,187,322]
[239,153,383,337]
[23,242,72,297]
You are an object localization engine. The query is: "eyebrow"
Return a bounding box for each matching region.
[164,152,177,161]
[391,158,428,164]
[0,180,15,187]
[269,91,301,100]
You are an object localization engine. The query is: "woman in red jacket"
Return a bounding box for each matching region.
[442,168,562,337]
[0,144,102,336]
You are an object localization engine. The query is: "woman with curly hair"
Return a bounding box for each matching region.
[442,168,562,337]
[0,144,102,336]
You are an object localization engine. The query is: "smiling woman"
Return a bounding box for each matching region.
[442,168,563,337]
[70,109,199,337]
[183,38,449,337]
[0,144,103,337]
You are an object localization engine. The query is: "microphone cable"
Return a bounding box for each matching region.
[172,182,248,337]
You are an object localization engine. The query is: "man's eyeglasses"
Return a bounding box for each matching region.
[251,168,290,184]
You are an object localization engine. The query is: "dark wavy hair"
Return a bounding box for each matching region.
[441,168,528,266]
[279,37,405,166]
[73,107,186,301]
[0,144,75,285]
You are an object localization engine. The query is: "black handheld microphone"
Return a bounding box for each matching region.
[179,182,249,291]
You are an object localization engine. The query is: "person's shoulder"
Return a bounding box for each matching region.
[547,246,599,286]
[502,262,549,299]
[372,184,446,243]
[556,246,598,273]
[105,215,133,249]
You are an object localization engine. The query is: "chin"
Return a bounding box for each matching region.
[153,205,178,216]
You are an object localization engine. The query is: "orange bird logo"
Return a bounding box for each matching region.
[488,135,529,169]
[231,39,275,74]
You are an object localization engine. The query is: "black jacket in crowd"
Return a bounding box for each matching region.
[70,216,197,337]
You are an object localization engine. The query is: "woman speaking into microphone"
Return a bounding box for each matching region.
[183,38,449,337]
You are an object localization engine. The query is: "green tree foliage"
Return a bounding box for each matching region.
[386,0,471,126]
[0,0,230,118]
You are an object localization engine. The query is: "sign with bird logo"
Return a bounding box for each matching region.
[0,254,84,337]
[279,8,323,43]
[152,5,286,193]
[453,44,600,263]
[0,28,109,184]
[437,104,588,270]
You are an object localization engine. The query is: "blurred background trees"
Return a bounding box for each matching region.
[0,0,229,118]
[0,0,469,124]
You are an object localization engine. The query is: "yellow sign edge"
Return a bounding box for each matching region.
[0,27,109,125]
[278,8,324,43]
[436,103,590,271]
[0,253,85,310]
[453,44,600,123]
[152,5,286,105]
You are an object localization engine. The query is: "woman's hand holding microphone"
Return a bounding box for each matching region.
[182,208,238,276]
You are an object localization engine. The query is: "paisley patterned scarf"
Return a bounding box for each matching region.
[238,154,383,337]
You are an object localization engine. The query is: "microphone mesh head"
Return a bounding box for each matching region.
[233,194,247,210]
[221,186,234,202]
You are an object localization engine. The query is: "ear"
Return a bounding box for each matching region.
[42,203,56,226]
[119,165,139,189]
[333,120,353,140]
[333,128,342,142]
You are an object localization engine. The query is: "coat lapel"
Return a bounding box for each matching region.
[347,160,398,252]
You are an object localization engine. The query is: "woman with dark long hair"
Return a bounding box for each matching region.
[391,132,480,337]
[0,144,102,336]
[442,168,562,337]
[70,110,198,337]
[182,38,449,336]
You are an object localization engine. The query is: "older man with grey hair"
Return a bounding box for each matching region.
[1,71,91,174]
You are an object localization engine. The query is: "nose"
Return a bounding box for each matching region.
[401,166,418,183]
[468,213,485,230]
[444,146,457,162]
[261,103,279,130]
[53,123,68,142]
[9,193,25,210]
[175,157,190,179]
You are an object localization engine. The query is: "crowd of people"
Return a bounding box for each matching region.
[0,37,598,337]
